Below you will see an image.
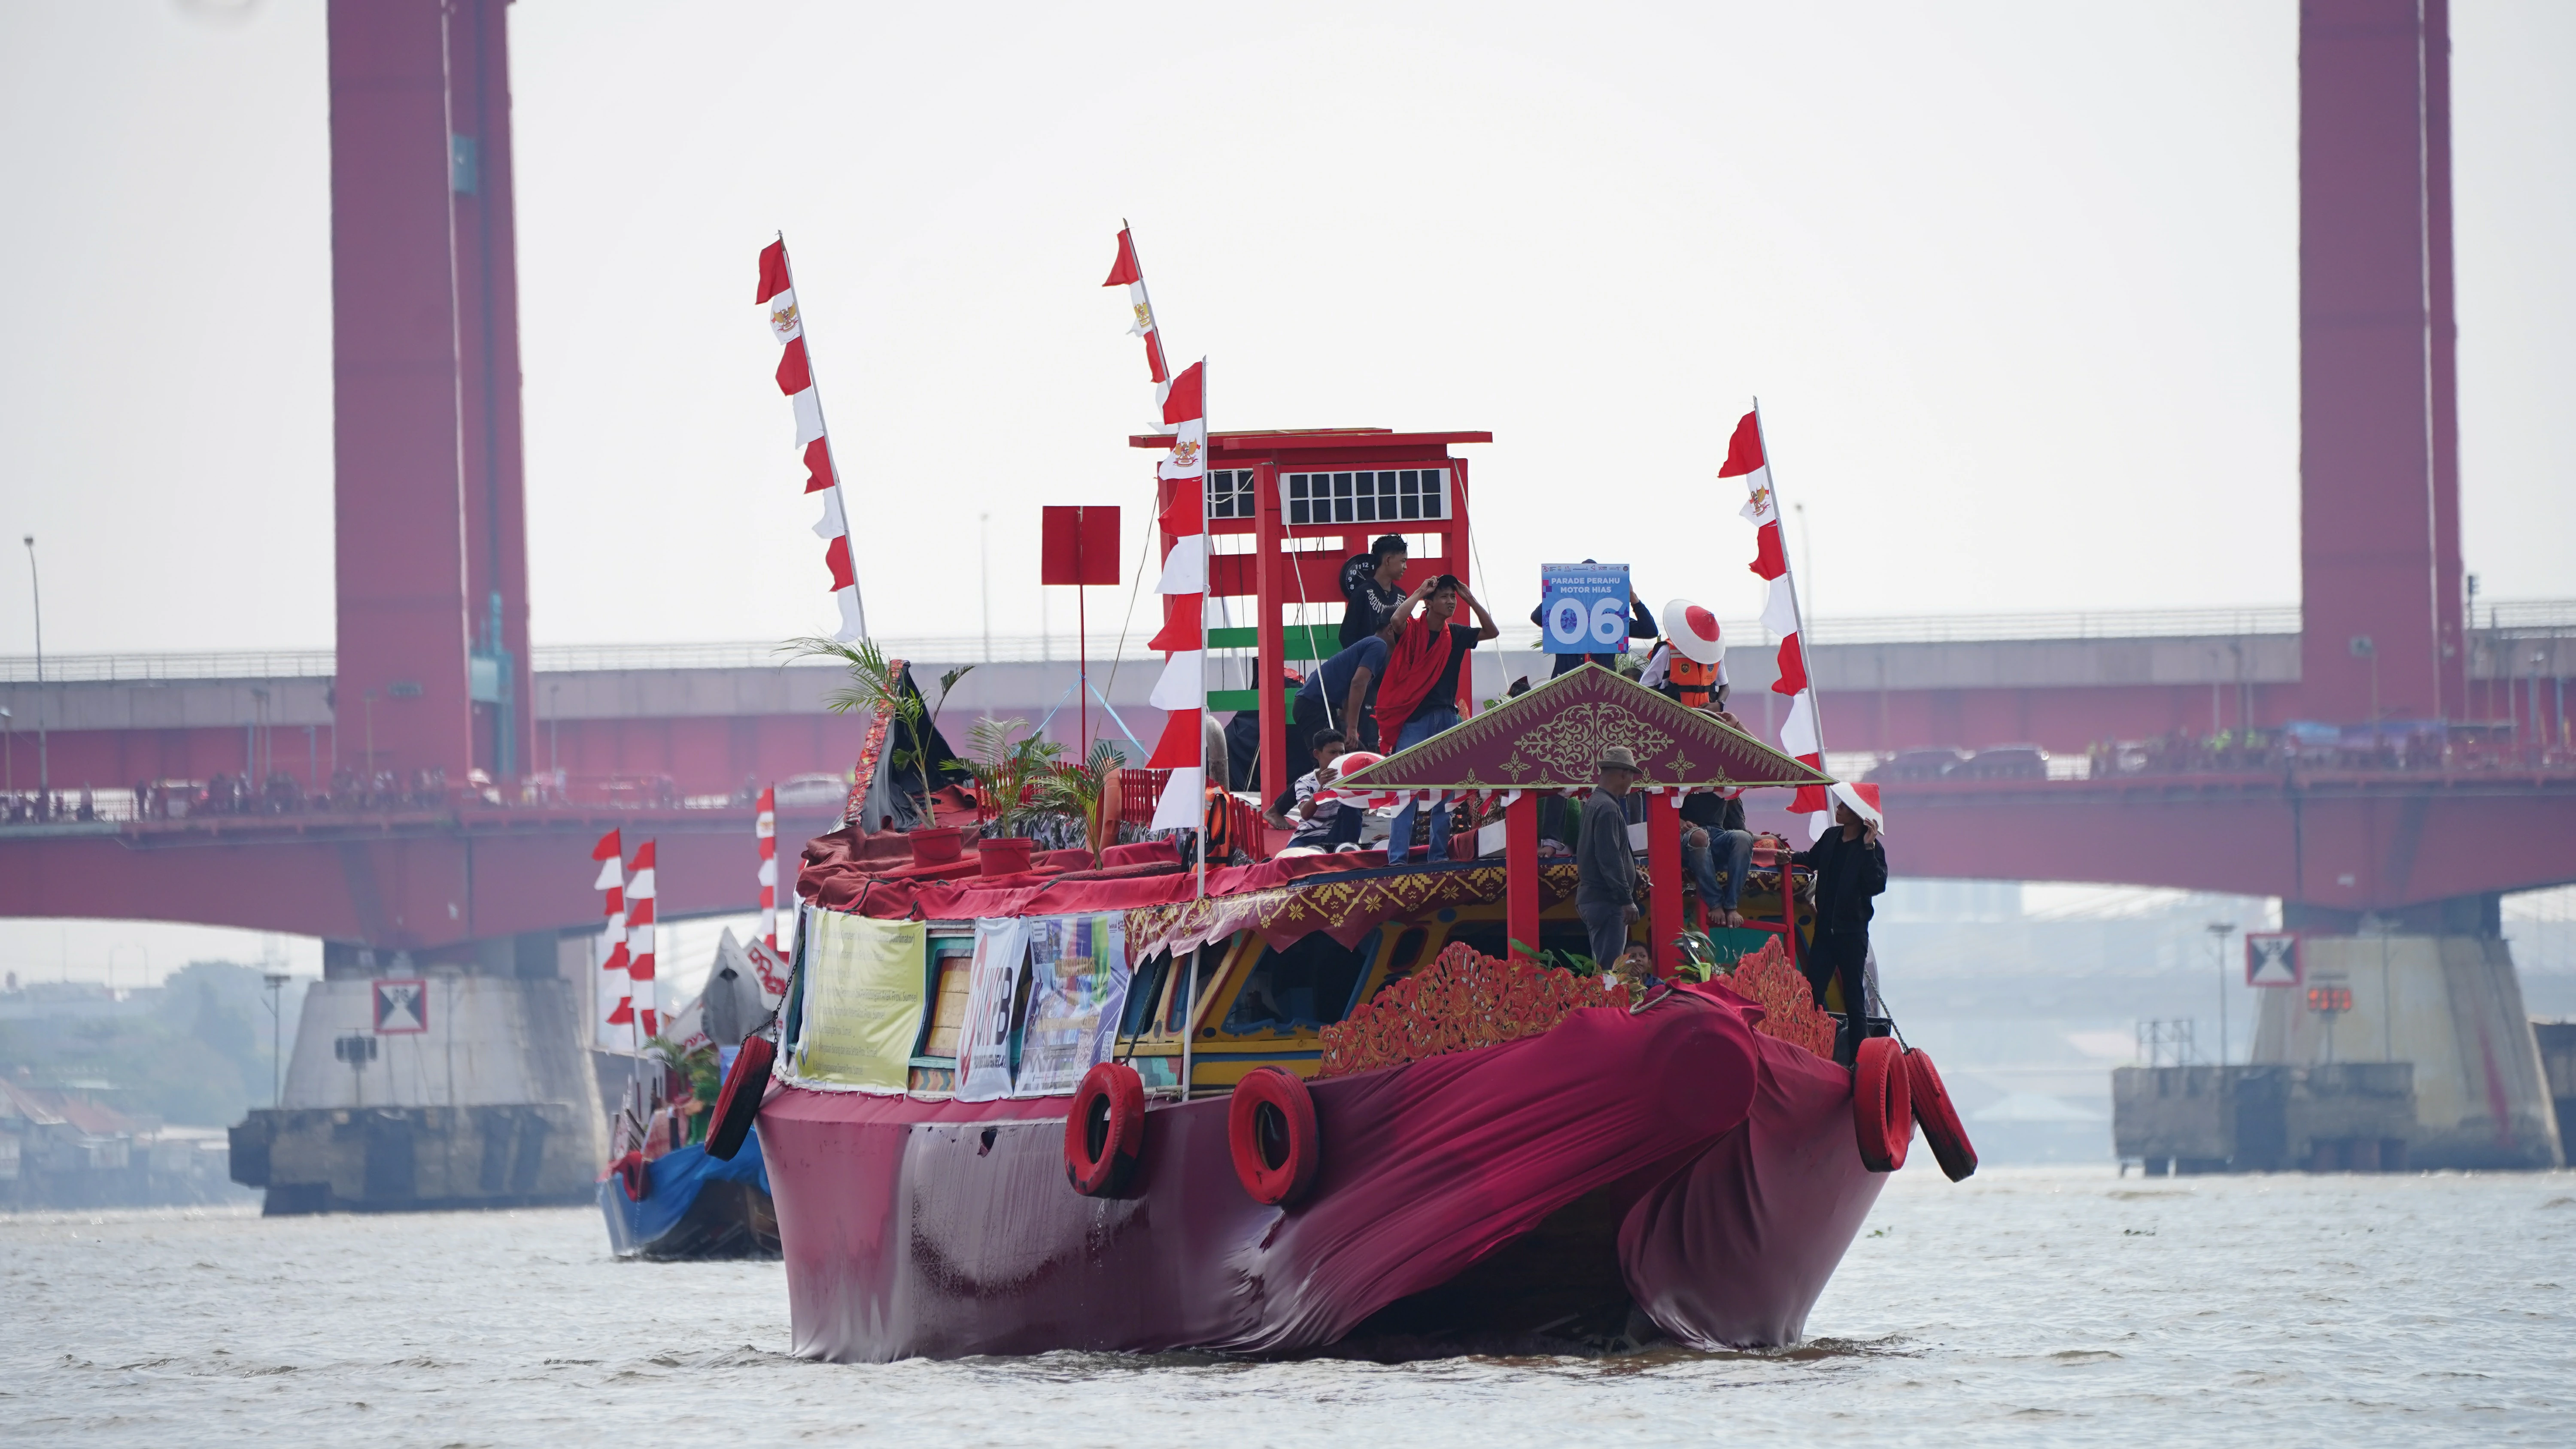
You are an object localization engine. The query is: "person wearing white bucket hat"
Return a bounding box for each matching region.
[1655,598,1728,710]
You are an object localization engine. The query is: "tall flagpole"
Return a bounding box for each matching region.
[1196,361,1211,907]
[1123,218,1177,431]
[1750,397,1829,792]
[774,231,869,637]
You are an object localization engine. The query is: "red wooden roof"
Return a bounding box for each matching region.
[1337,664,1835,791]
[1126,427,1493,452]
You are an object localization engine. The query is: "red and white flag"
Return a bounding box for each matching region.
[1723,409,1830,835]
[591,828,632,1048]
[1103,226,1175,426]
[757,238,866,641]
[754,785,778,953]
[1145,361,1209,834]
[626,839,659,1041]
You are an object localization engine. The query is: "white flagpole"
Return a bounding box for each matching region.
[775,230,869,638]
[1124,218,1177,432]
[1196,362,1211,906]
[1750,397,1828,787]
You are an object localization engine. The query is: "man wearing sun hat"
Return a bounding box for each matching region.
[1576,746,1646,969]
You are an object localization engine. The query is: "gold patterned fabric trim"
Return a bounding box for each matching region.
[1123,862,1582,960]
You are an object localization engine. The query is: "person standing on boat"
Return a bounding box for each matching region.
[1338,535,1411,650]
[1791,785,1887,1064]
[1375,575,1500,861]
[1577,746,1646,968]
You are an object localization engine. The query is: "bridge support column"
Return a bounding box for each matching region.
[234,935,608,1214]
[2251,925,2562,1170]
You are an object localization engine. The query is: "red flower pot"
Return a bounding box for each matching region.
[977,835,1036,876]
[908,825,966,865]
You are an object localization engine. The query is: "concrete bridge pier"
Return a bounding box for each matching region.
[229,931,607,1214]
[2252,899,2564,1170]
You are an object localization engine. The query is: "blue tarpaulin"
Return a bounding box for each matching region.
[600,1128,771,1255]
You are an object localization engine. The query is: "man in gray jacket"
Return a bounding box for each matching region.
[1577,746,1645,969]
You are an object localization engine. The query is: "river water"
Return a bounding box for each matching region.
[5,1163,2571,1446]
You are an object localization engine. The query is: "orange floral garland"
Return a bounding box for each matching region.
[1318,941,1631,1077]
[1712,937,1838,1057]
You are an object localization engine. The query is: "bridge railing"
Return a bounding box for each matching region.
[4,600,2569,683]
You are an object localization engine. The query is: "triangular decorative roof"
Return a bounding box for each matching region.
[1337,663,1835,791]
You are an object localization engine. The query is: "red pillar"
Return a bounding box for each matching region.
[1506,792,1540,962]
[1647,794,1683,976]
[1255,464,1289,810]
[328,0,531,787]
[2298,0,2460,724]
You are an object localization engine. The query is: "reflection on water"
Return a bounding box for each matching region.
[3,1163,2570,1446]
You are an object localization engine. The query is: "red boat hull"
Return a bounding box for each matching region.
[762,987,1884,1361]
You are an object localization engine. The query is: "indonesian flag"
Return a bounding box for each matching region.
[1104,226,1175,425]
[758,238,865,641]
[627,839,659,1040]
[1146,361,1209,831]
[1725,407,1832,831]
[755,785,778,952]
[592,828,631,1049]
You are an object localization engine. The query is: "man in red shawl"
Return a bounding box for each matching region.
[1373,575,1501,861]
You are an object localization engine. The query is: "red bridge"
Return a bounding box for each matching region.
[3,0,2570,964]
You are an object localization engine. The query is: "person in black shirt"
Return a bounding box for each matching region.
[1337,534,1410,650]
[1792,791,1888,1065]
[1527,561,1659,677]
[1681,789,1755,929]
[1683,688,1757,926]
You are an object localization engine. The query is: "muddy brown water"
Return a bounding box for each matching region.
[4,1163,2571,1445]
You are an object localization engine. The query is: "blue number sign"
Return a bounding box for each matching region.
[1538,563,1632,655]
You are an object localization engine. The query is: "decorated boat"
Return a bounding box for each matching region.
[706,236,1974,1360]
[598,928,788,1261]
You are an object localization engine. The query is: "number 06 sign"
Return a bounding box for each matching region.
[1539,563,1632,655]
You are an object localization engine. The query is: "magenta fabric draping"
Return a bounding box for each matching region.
[760,984,1877,1361]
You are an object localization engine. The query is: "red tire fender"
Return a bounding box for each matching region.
[703,1034,776,1162]
[1228,1066,1321,1206]
[1904,1047,1978,1181]
[613,1149,650,1202]
[1064,1061,1147,1197]
[1852,1036,1911,1172]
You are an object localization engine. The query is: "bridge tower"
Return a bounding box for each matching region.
[2298,0,2464,726]
[327,0,534,791]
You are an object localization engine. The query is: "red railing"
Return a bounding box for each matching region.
[1114,768,1270,861]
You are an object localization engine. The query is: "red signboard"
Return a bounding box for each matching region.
[1041,506,1120,586]
[2306,985,2353,1014]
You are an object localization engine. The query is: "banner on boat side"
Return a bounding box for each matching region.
[792,912,927,1092]
[1538,563,1633,655]
[1012,913,1131,1099]
[955,918,1030,1103]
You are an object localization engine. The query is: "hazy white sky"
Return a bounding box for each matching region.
[0,0,2568,664]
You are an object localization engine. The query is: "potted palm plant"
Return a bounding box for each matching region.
[948,718,1061,876]
[784,637,971,860]
[1036,739,1125,867]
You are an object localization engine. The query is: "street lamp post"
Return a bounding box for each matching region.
[107,943,147,1000]
[2208,920,2237,1066]
[21,536,44,804]
[263,971,292,1107]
